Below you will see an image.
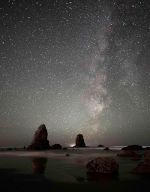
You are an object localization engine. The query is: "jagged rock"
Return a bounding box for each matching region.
[121,145,143,151]
[75,134,86,147]
[51,144,62,149]
[27,124,50,150]
[86,157,119,176]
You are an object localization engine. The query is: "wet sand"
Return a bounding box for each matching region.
[0,149,149,192]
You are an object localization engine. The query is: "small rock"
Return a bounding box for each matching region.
[122,145,143,151]
[104,147,109,151]
[65,153,70,157]
[51,144,62,149]
[117,150,140,158]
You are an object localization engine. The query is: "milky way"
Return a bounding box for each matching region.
[0,0,150,147]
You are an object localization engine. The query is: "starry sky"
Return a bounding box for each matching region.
[0,0,150,147]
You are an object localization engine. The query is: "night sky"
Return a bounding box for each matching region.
[0,0,150,147]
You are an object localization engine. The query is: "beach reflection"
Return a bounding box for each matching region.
[32,157,47,174]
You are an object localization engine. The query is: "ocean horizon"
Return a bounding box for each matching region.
[0,145,149,151]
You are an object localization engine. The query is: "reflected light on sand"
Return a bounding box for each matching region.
[32,157,47,174]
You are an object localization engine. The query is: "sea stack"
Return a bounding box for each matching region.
[75,134,86,147]
[27,124,50,150]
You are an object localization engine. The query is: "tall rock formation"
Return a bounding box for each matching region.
[27,124,50,150]
[75,134,86,147]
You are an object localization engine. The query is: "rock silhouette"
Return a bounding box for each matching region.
[104,147,109,151]
[51,144,62,149]
[27,124,50,150]
[97,144,104,148]
[144,150,150,161]
[86,157,119,181]
[117,150,140,158]
[132,161,150,175]
[75,134,86,147]
[122,145,143,151]
[131,150,150,174]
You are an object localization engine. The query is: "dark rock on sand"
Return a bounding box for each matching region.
[27,124,50,150]
[132,161,150,175]
[132,150,150,175]
[51,144,62,149]
[97,144,104,148]
[144,147,150,150]
[131,155,141,161]
[75,134,86,147]
[122,145,143,151]
[117,150,141,158]
[144,150,150,161]
[65,153,70,157]
[118,145,142,160]
[132,150,150,176]
[104,147,109,150]
[86,157,119,179]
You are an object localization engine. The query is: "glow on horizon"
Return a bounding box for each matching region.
[69,143,75,147]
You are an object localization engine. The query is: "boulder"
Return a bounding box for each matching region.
[117,150,140,158]
[132,161,150,175]
[75,134,86,147]
[144,150,150,161]
[132,150,150,175]
[27,124,50,150]
[65,153,70,157]
[131,155,141,161]
[86,157,119,175]
[51,144,62,149]
[104,147,109,151]
[121,145,143,151]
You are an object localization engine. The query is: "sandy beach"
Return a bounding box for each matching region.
[0,148,149,192]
